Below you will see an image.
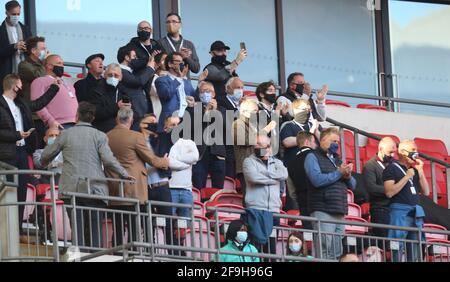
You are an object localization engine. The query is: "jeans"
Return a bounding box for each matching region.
[148,184,174,246]
[311,211,345,260]
[192,152,226,189]
[370,207,391,238]
[388,204,425,262]
[170,188,193,218]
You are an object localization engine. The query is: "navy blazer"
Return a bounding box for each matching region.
[155,75,195,132]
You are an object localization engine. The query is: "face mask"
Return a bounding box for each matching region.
[38,50,47,61]
[264,93,277,104]
[53,65,64,78]
[235,231,248,244]
[407,151,419,161]
[137,30,151,42]
[167,24,179,35]
[9,15,20,26]
[212,55,227,65]
[129,58,140,70]
[200,92,212,105]
[14,85,22,95]
[179,63,185,73]
[295,83,304,95]
[147,123,158,133]
[232,89,243,102]
[294,110,309,124]
[329,142,339,155]
[289,243,302,253]
[254,148,269,159]
[47,137,56,145]
[300,93,311,101]
[106,77,119,88]
[383,155,394,164]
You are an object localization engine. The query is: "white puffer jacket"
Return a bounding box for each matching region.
[168,139,200,190]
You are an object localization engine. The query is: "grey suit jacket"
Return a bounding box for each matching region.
[41,122,128,199]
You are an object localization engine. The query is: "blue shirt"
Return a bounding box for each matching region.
[280,121,310,166]
[146,140,168,185]
[304,153,356,190]
[382,162,420,206]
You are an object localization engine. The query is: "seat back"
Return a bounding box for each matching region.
[185,230,216,262]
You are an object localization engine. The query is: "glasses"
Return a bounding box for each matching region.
[138,27,152,31]
[166,20,180,24]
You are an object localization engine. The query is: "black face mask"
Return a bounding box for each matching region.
[212,55,227,65]
[137,30,151,42]
[147,123,158,133]
[53,65,64,78]
[129,59,140,70]
[295,83,304,94]
[179,63,185,73]
[407,151,419,161]
[264,94,277,104]
[383,155,394,164]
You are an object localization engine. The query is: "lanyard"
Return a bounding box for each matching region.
[393,163,415,187]
[166,37,184,53]
[296,147,312,156]
[377,161,385,170]
[140,42,151,57]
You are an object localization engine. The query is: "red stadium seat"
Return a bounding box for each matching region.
[357,104,388,111]
[347,203,362,217]
[414,138,448,161]
[213,193,243,206]
[347,189,354,203]
[244,91,257,97]
[200,188,221,202]
[185,229,216,262]
[42,199,71,241]
[23,184,36,222]
[63,72,72,78]
[344,216,369,234]
[76,73,85,79]
[206,203,243,222]
[194,201,206,217]
[192,188,201,202]
[424,224,448,241]
[325,99,351,107]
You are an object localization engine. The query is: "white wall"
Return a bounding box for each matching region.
[324,106,450,152]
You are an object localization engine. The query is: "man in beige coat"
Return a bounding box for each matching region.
[105,107,169,246]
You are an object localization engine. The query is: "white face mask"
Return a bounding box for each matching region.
[9,15,20,26]
[38,50,47,61]
[106,77,119,88]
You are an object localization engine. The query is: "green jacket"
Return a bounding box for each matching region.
[219,241,260,263]
[18,56,46,102]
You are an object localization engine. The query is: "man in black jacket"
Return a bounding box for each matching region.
[88,63,132,133]
[127,21,162,68]
[0,74,59,232]
[74,53,104,102]
[287,131,317,228]
[117,45,155,131]
[0,1,32,93]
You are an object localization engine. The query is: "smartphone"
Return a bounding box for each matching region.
[240,42,246,50]
[122,95,131,104]
[27,128,36,133]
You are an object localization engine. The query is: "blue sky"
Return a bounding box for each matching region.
[389,0,447,28]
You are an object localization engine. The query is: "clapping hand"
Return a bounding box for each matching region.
[317,85,329,102]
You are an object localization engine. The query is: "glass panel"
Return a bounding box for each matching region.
[36,0,153,74]
[180,0,279,87]
[389,0,450,117]
[283,0,378,106]
[1,0,24,23]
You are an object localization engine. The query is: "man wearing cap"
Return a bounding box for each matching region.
[203,40,247,98]
[0,0,32,93]
[74,53,105,102]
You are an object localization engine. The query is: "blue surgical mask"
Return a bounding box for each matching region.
[231,89,243,102]
[235,231,248,244]
[200,92,212,105]
[9,15,20,26]
[329,142,339,155]
[47,137,56,145]
[106,77,119,88]
[39,50,47,61]
[289,242,302,253]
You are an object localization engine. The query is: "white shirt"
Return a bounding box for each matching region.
[6,24,19,43]
[168,73,188,118]
[3,95,25,146]
[119,64,132,73]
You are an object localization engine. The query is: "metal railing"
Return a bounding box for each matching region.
[326,117,450,208]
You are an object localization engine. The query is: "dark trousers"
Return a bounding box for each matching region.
[64,198,106,249]
[370,207,391,238]
[192,152,226,189]
[252,217,280,262]
[111,205,145,247]
[148,184,175,246]
[34,119,46,150]
[297,190,312,230]
[225,146,235,179]
[5,146,29,233]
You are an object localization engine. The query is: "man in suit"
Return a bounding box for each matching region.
[0,1,32,93]
[218,77,244,179]
[106,107,169,247]
[155,51,195,133]
[0,74,59,233]
[41,102,133,248]
[117,45,155,130]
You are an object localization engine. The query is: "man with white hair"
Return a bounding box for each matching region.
[87,63,132,133]
[362,137,397,237]
[383,139,430,261]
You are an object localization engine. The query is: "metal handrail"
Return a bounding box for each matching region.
[64,62,87,77]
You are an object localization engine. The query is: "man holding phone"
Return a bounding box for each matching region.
[383,140,430,262]
[203,40,248,98]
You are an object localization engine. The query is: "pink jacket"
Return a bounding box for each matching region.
[30,76,78,126]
